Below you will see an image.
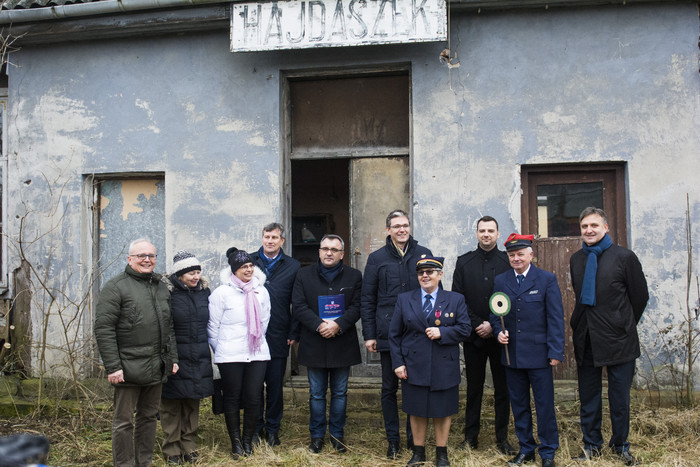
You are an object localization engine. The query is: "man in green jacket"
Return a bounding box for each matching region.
[95,238,179,467]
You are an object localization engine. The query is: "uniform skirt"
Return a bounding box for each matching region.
[401,381,459,418]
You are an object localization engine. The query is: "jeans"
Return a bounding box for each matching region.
[307,366,350,439]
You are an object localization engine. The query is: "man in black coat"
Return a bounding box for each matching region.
[360,209,432,458]
[452,216,515,455]
[250,223,301,447]
[291,234,363,454]
[570,207,648,466]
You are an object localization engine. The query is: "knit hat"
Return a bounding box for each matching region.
[172,250,201,276]
[226,247,253,273]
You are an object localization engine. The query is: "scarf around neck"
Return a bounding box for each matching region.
[230,272,264,354]
[257,246,282,277]
[580,233,613,306]
[319,260,343,283]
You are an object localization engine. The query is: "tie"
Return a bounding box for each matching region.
[517,274,524,287]
[423,295,433,317]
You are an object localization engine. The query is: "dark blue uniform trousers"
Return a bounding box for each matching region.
[257,357,288,435]
[577,337,635,453]
[380,351,412,443]
[504,366,559,460]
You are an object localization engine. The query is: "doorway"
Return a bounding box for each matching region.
[521,162,626,379]
[285,70,410,376]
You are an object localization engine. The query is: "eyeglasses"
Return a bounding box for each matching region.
[418,269,439,276]
[238,264,255,270]
[319,247,343,253]
[129,254,157,260]
[390,224,410,230]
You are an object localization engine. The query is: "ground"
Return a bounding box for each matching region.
[0,377,698,466]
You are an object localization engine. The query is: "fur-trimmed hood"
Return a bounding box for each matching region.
[162,273,210,292]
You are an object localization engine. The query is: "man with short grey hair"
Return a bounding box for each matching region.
[95,238,178,467]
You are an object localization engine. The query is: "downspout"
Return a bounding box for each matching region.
[0,0,227,25]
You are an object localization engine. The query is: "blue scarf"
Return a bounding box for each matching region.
[580,234,613,306]
[319,260,343,284]
[257,246,283,277]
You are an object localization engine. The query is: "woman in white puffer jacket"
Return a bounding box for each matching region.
[208,247,271,458]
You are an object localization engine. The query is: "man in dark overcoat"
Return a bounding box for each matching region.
[291,234,362,454]
[569,207,648,466]
[452,215,514,454]
[360,209,432,457]
[250,222,301,446]
[492,234,565,467]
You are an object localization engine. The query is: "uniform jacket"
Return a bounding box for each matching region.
[491,266,565,369]
[360,236,432,352]
[208,267,271,363]
[251,249,301,359]
[452,246,511,345]
[388,288,471,390]
[95,265,178,387]
[291,262,363,368]
[570,243,648,367]
[161,274,214,400]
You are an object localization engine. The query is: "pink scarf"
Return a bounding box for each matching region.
[230,272,264,354]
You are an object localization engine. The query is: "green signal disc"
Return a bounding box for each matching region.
[489,292,511,317]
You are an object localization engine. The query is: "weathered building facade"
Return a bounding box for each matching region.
[0,0,698,384]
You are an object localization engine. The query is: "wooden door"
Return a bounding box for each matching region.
[522,163,626,379]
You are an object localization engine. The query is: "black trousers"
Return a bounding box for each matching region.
[218,361,267,441]
[577,336,635,453]
[463,339,511,443]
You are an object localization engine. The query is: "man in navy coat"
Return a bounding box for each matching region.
[491,234,565,467]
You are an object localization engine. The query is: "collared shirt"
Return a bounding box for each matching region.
[513,265,532,279]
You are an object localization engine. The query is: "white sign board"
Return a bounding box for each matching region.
[230,0,447,52]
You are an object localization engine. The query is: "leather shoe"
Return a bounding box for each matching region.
[497,440,517,455]
[459,438,478,450]
[266,432,281,447]
[436,446,450,466]
[616,451,640,466]
[309,437,324,453]
[330,436,347,453]
[572,447,602,461]
[166,455,183,465]
[541,459,555,467]
[183,452,198,463]
[387,440,401,459]
[407,445,426,466]
[507,452,536,466]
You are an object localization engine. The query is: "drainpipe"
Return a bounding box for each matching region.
[0,0,227,25]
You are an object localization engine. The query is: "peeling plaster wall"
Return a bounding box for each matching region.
[4,3,699,380]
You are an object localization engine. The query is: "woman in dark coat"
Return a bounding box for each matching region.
[160,251,214,465]
[389,256,471,467]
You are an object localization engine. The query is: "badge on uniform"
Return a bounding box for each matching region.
[434,309,441,326]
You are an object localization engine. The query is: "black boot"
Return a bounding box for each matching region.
[242,408,259,456]
[224,412,244,459]
[407,445,426,466]
[436,446,450,466]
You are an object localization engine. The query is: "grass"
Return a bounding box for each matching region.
[1,379,699,466]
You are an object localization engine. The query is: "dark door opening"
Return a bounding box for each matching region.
[291,159,350,267]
